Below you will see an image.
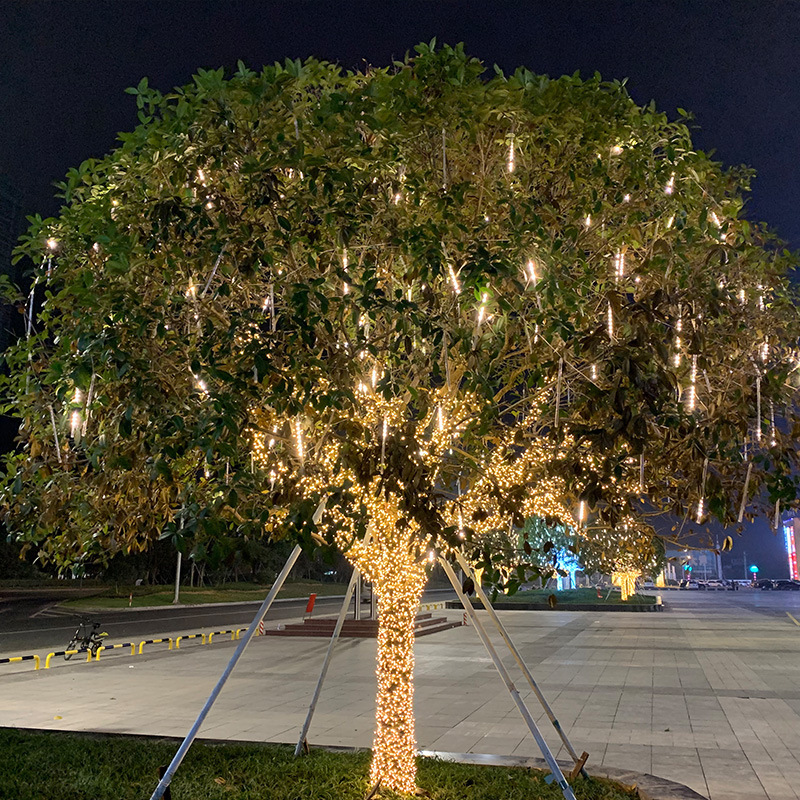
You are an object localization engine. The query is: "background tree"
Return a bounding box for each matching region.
[577,521,666,599]
[2,43,799,792]
[520,516,582,587]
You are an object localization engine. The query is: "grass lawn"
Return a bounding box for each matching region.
[489,588,656,605]
[0,729,636,800]
[61,580,349,610]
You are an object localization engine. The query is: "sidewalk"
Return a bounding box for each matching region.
[2,593,800,800]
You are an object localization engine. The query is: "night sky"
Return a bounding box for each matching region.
[2,0,798,576]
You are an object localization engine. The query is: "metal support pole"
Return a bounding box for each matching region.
[353,572,362,620]
[173,514,184,605]
[369,581,377,620]
[439,556,577,800]
[149,544,303,800]
[172,551,182,605]
[453,550,587,777]
[294,567,361,755]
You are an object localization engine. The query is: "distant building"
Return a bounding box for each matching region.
[0,176,23,353]
[781,517,799,580]
[665,548,722,581]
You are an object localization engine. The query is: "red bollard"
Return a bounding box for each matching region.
[305,593,317,615]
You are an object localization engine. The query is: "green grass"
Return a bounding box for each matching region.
[491,588,656,606]
[0,729,636,800]
[61,580,349,610]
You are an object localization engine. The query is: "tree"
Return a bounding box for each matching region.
[2,43,799,792]
[577,522,666,599]
[519,516,582,587]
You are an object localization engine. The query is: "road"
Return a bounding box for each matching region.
[0,588,456,655]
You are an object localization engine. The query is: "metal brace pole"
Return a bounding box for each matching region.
[354,572,362,620]
[453,550,587,777]
[439,556,577,800]
[150,544,302,800]
[294,566,361,755]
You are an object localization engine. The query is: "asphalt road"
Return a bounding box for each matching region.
[0,588,456,656]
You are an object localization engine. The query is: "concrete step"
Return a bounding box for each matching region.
[264,614,462,639]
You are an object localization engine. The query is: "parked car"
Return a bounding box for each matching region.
[679,579,699,589]
[705,579,725,590]
[756,579,775,590]
[774,580,800,591]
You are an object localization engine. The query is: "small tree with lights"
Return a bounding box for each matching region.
[526,518,582,587]
[3,43,800,793]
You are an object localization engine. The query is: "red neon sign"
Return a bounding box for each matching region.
[784,523,799,580]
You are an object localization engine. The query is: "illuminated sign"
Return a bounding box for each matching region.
[784,522,799,580]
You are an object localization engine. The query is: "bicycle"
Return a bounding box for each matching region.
[65,619,108,660]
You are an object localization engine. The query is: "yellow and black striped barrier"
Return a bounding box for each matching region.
[138,637,174,654]
[207,630,235,644]
[95,642,136,660]
[175,633,207,649]
[44,650,85,669]
[0,654,40,671]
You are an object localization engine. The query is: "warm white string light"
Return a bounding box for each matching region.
[755,374,762,442]
[674,313,682,367]
[770,399,777,447]
[686,354,698,412]
[476,292,488,326]
[448,264,460,293]
[295,418,304,461]
[613,249,625,280]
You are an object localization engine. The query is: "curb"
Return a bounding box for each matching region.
[3,728,706,800]
[59,594,347,613]
[416,751,707,800]
[60,588,456,614]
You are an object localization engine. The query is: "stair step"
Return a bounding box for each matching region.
[264,614,462,639]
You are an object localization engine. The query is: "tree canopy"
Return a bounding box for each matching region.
[3,43,798,579]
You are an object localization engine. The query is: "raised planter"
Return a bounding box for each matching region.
[446,600,663,612]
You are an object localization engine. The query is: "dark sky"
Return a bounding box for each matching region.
[1,0,798,576]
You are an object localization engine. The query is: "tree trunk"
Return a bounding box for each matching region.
[368,570,426,794]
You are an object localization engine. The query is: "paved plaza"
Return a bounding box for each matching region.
[2,590,800,799]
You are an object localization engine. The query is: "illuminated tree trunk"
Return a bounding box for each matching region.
[337,493,429,793]
[369,572,426,793]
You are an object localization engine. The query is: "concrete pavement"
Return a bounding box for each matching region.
[2,591,800,799]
